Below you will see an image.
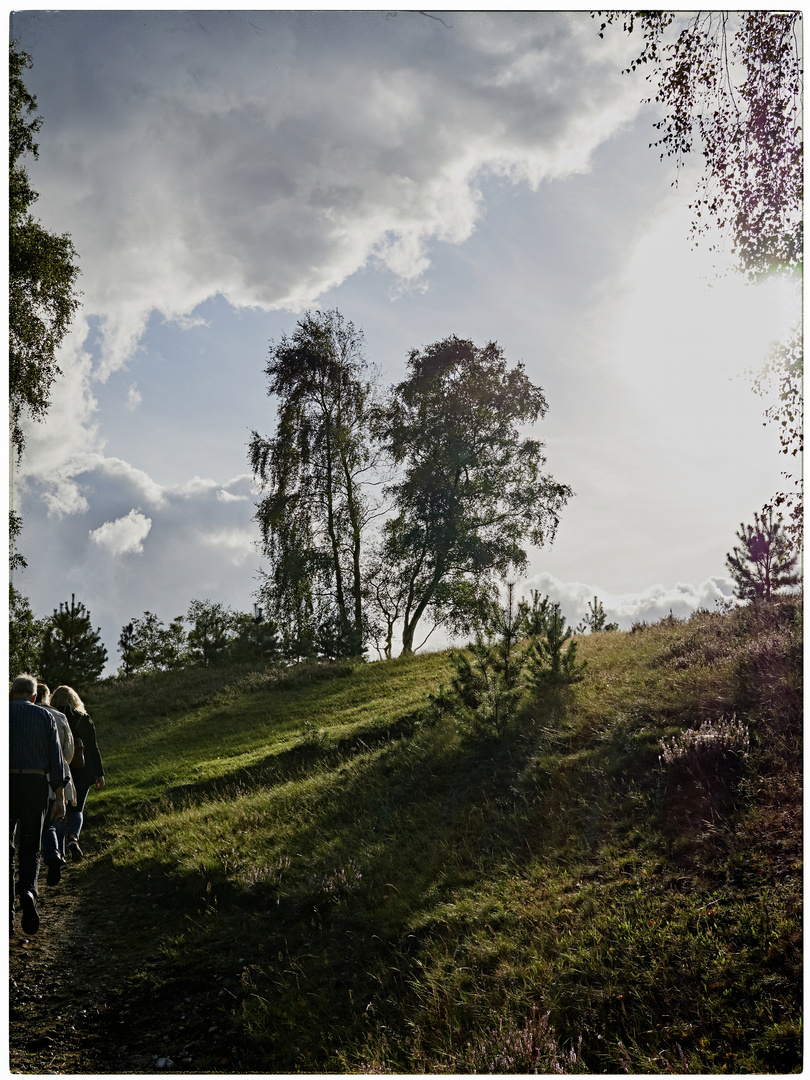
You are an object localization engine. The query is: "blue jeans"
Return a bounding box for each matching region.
[56,783,91,850]
[41,799,63,863]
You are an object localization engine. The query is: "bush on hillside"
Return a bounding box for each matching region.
[659,714,750,832]
[443,1008,582,1074]
[444,587,587,736]
[659,714,750,773]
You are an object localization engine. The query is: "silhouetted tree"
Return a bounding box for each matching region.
[228,607,281,664]
[725,506,800,602]
[596,12,803,538]
[41,594,107,688]
[123,611,187,673]
[383,336,572,654]
[249,310,384,657]
[186,599,233,667]
[576,595,619,634]
[595,11,801,279]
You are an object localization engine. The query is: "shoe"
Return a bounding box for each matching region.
[46,856,65,886]
[68,838,83,862]
[20,891,39,935]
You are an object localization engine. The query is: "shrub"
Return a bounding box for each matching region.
[527,603,586,694]
[454,1008,582,1074]
[659,714,750,774]
[659,715,750,833]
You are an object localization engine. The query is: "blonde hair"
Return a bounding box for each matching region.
[50,685,87,715]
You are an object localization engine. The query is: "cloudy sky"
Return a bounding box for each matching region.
[10,9,799,672]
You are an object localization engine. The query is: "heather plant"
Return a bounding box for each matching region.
[659,714,750,772]
[452,1008,582,1074]
[660,714,750,830]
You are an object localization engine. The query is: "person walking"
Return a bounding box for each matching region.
[35,684,75,885]
[10,674,70,935]
[49,686,106,861]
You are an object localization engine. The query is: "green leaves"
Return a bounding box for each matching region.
[9,42,81,461]
[446,585,586,736]
[250,309,380,657]
[383,337,573,653]
[41,593,108,689]
[597,12,802,280]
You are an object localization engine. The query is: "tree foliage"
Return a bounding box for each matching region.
[119,611,187,675]
[576,595,619,634]
[527,599,586,694]
[725,506,800,602]
[186,599,233,668]
[595,11,802,279]
[9,585,46,681]
[448,583,531,735]
[9,41,81,462]
[596,11,803,551]
[249,310,383,657]
[444,587,586,736]
[228,608,281,664]
[383,337,572,654]
[40,593,108,689]
[752,327,803,546]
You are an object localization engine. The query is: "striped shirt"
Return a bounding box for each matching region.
[10,700,70,789]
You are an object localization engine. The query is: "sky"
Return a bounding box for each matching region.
[9,9,800,674]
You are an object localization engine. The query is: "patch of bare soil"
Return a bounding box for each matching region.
[9,839,247,1074]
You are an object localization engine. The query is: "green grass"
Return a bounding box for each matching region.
[84,597,802,1073]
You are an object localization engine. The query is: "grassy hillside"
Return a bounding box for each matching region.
[84,596,802,1073]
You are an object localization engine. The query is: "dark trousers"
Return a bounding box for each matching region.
[10,774,49,910]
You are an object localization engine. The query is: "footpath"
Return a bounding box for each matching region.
[9,838,244,1074]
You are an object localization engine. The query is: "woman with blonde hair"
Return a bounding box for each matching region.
[50,686,106,861]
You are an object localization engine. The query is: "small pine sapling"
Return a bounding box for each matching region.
[448,583,530,734]
[725,505,800,601]
[527,599,586,693]
[575,595,619,634]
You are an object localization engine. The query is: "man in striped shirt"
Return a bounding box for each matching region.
[10,673,70,935]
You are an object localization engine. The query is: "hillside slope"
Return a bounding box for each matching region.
[10,598,802,1073]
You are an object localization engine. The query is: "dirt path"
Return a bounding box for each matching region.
[9,842,245,1074]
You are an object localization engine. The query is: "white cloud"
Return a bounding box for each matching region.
[89,509,152,556]
[125,383,142,411]
[203,527,257,564]
[217,487,250,503]
[522,572,737,629]
[19,11,642,381]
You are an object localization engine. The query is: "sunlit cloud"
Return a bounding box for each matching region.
[89,509,152,556]
[523,571,737,629]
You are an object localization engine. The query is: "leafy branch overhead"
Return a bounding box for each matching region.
[594,11,802,279]
[9,42,81,462]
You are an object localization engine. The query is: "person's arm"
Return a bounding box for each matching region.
[50,787,66,821]
[86,718,106,790]
[62,721,75,765]
[46,716,70,801]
